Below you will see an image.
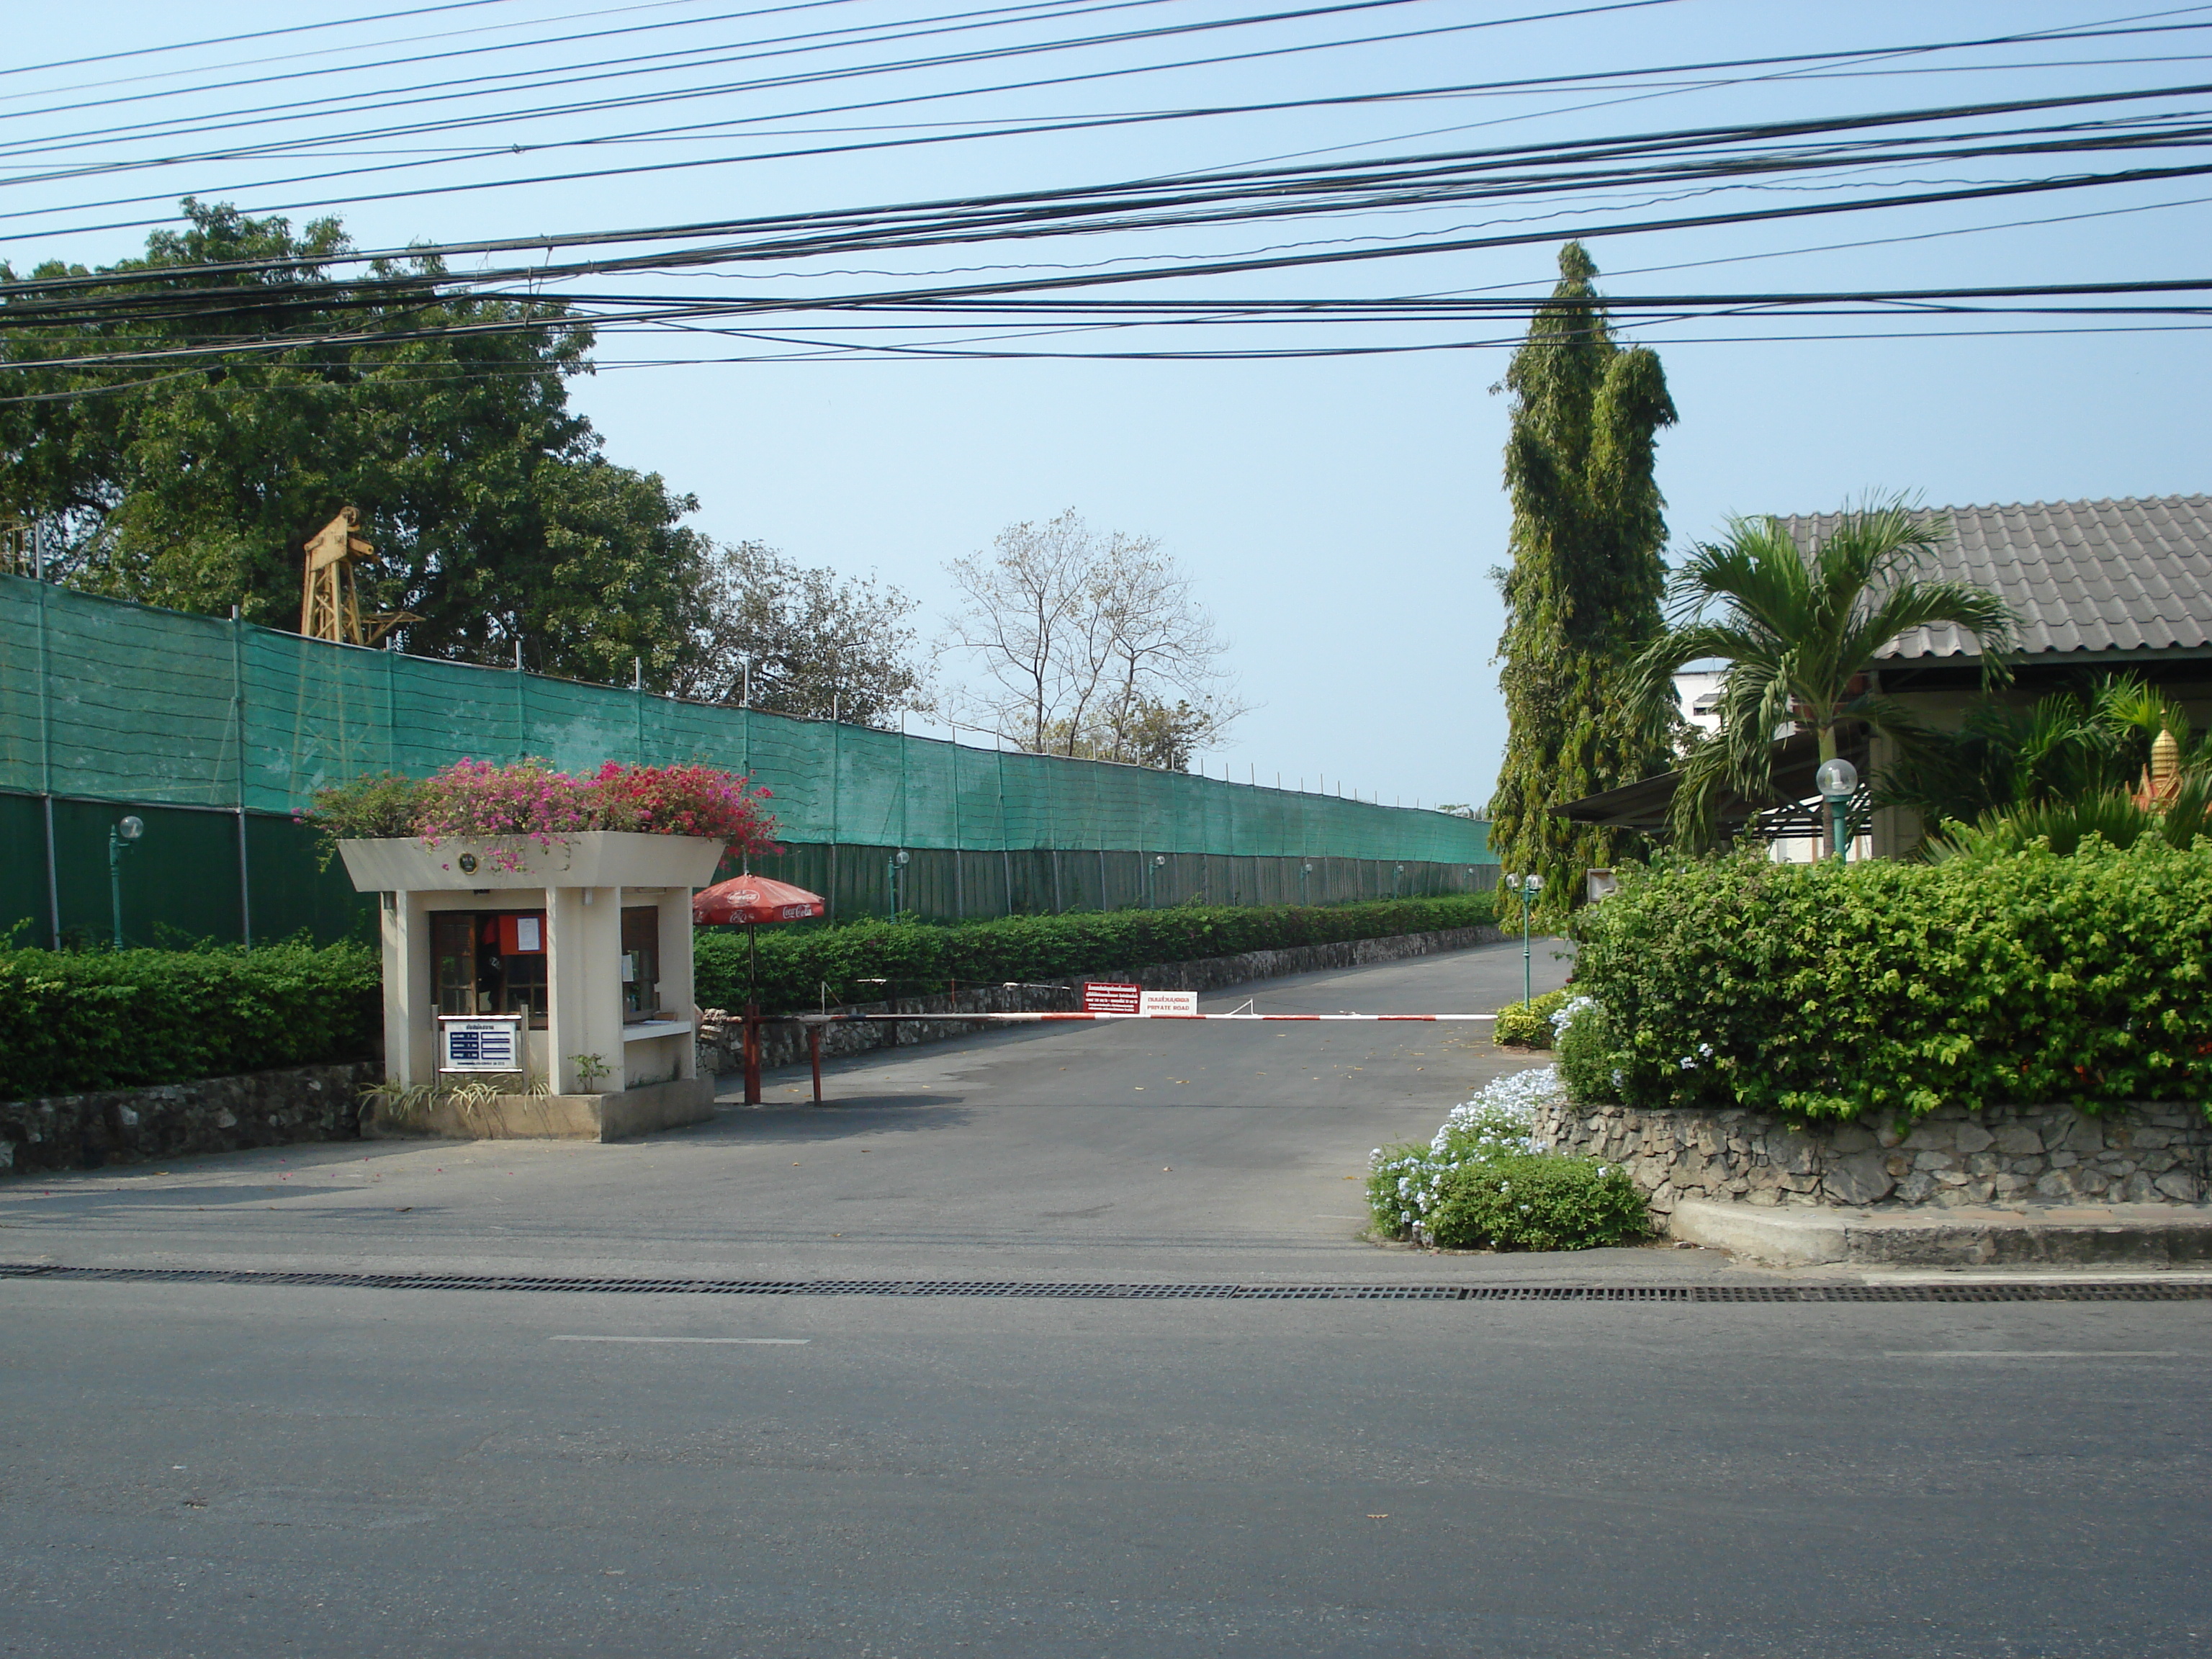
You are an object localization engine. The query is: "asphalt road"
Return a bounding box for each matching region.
[5,941,2210,1657]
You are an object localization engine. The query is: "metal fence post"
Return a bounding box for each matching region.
[231,607,251,949]
[35,575,60,948]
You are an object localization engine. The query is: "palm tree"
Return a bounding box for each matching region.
[1633,498,2015,849]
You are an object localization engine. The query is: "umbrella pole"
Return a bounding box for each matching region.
[743,926,763,1106]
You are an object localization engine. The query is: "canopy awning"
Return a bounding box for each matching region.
[1550,730,1869,837]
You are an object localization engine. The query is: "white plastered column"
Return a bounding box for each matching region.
[655,888,698,1082]
[547,885,625,1094]
[382,890,439,1088]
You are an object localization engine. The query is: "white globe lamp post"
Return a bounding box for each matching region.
[1815,757,1860,865]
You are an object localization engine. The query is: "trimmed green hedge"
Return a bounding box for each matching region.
[695,895,1497,1013]
[0,941,381,1101]
[1565,840,2212,1123]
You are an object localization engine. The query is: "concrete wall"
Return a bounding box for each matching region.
[1532,1095,2212,1217]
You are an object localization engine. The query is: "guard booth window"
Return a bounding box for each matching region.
[432,911,549,1025]
[621,906,661,1020]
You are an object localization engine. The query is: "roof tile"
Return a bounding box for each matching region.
[1776,495,2212,662]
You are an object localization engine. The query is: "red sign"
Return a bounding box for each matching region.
[497,912,547,955]
[1082,981,1142,1015]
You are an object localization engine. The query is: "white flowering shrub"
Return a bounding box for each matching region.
[1365,1065,1649,1251]
[1550,994,1596,1039]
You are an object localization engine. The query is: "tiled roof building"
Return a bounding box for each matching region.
[1779,495,2212,682]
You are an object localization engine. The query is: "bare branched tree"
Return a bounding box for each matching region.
[673,539,928,728]
[942,509,1246,767]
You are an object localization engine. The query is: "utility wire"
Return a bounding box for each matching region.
[0,0,1173,140]
[12,76,2208,297]
[0,0,1471,162]
[12,30,2208,237]
[0,0,547,81]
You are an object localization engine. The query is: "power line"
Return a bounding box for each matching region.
[12,28,2207,240]
[0,0,1462,163]
[13,76,2208,300]
[0,0,1161,139]
[0,0,548,81]
[0,0,884,112]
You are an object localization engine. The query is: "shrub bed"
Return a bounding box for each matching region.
[1493,987,1576,1048]
[1367,1066,1650,1250]
[696,894,1496,1014]
[0,941,381,1100]
[1565,840,2212,1124]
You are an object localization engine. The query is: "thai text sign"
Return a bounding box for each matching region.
[1081,981,1141,1015]
[440,1015,522,1072]
[1138,990,1200,1017]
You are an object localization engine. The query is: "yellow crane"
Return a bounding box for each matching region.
[299,506,413,645]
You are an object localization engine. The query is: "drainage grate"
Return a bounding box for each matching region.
[3,1262,2209,1303]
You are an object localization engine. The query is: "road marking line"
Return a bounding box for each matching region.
[1879,1350,2180,1359]
[550,1336,809,1345]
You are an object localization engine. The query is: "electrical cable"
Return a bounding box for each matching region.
[14,37,2209,238]
[0,0,548,81]
[0,0,1477,163]
[14,75,2210,299]
[0,0,1171,138]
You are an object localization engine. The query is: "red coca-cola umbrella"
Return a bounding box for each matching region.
[693,874,826,1106]
[692,874,826,926]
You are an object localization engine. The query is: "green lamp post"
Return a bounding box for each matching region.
[1505,871,1543,1006]
[1815,757,1859,865]
[108,814,143,948]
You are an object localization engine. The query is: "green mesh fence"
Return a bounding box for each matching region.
[2,575,1493,944]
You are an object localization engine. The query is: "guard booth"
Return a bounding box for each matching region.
[338,831,725,1140]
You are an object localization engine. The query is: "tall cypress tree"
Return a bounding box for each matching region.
[1485,242,1678,912]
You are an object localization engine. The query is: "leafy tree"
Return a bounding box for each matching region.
[0,200,707,687]
[1633,500,2015,849]
[1485,243,1678,913]
[1040,695,1218,770]
[672,539,927,727]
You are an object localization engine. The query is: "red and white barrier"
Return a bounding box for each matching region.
[809,1010,1496,1024]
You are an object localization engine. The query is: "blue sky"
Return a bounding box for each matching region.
[8,1,2208,808]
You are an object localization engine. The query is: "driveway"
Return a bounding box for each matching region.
[7,938,2208,1656]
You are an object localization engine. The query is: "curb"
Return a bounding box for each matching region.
[1669,1195,2212,1268]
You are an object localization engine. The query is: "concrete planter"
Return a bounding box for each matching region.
[337,832,724,893]
[361,1076,714,1143]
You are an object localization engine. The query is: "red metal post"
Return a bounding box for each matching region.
[742,1001,762,1105]
[808,1025,823,1104]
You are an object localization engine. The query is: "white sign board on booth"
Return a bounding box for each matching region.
[439,1015,523,1072]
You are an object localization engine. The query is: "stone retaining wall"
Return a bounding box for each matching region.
[701,924,1503,1074]
[0,1061,384,1176]
[1531,1096,2212,1216]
